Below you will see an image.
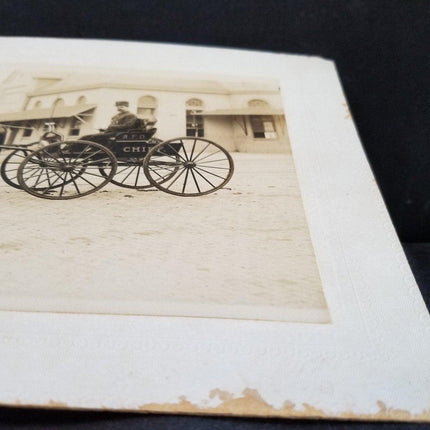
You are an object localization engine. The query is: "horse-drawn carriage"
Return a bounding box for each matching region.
[0,123,234,200]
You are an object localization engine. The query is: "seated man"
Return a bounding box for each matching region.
[104,101,138,132]
[81,101,155,145]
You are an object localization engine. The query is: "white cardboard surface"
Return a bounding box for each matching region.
[0,37,429,421]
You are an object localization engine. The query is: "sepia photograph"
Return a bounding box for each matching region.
[0,37,429,422]
[0,66,329,323]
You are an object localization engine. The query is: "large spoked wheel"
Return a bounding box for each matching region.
[17,140,117,200]
[143,137,234,196]
[1,147,84,191]
[1,148,32,189]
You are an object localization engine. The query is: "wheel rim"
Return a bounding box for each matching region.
[17,140,117,200]
[143,137,234,196]
[1,149,31,189]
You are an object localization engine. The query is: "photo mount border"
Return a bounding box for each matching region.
[0,37,429,421]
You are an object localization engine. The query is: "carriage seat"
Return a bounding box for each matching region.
[114,127,157,141]
[122,118,157,139]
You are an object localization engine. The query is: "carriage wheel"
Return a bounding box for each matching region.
[99,156,179,189]
[143,137,234,196]
[17,140,117,200]
[1,148,85,191]
[97,138,172,189]
[1,149,32,189]
[100,159,149,189]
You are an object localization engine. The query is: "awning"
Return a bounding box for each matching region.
[0,104,96,122]
[199,108,285,116]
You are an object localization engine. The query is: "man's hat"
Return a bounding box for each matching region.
[115,101,129,107]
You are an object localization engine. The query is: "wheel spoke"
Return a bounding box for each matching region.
[180,139,190,161]
[197,165,230,171]
[121,166,138,183]
[22,167,43,181]
[190,142,211,162]
[149,166,170,180]
[164,144,187,163]
[194,165,227,180]
[134,166,141,186]
[113,165,133,176]
[150,166,176,172]
[196,158,230,165]
[73,144,91,160]
[71,169,97,188]
[41,171,65,194]
[148,160,180,168]
[30,169,60,187]
[190,168,201,193]
[57,147,69,164]
[182,168,190,193]
[193,149,222,163]
[166,167,187,190]
[192,167,216,188]
[70,174,81,194]
[77,149,104,163]
[149,164,178,174]
[27,155,47,166]
[5,166,38,173]
[84,157,113,165]
[189,139,197,160]
[153,149,178,161]
[40,149,63,163]
[33,168,45,188]
[59,172,68,196]
[45,169,68,188]
[45,169,53,187]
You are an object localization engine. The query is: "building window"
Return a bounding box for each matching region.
[250,116,277,139]
[77,96,87,105]
[186,98,204,137]
[22,123,33,137]
[52,98,65,109]
[137,95,157,118]
[248,99,269,108]
[68,117,82,136]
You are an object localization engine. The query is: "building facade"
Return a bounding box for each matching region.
[0,71,290,152]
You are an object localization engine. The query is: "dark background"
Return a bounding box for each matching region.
[0,0,429,429]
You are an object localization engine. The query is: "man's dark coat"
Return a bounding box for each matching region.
[107,111,138,131]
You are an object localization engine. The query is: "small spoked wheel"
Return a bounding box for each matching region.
[98,139,169,190]
[1,148,32,189]
[17,140,117,199]
[143,137,234,196]
[100,159,148,189]
[99,158,163,189]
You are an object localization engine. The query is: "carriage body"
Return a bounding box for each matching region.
[81,128,159,160]
[1,124,234,200]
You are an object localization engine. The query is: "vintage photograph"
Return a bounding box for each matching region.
[0,66,329,323]
[1,38,429,422]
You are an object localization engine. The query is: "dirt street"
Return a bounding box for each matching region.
[0,153,329,323]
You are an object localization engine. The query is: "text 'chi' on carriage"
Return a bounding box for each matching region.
[0,121,234,200]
